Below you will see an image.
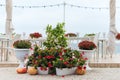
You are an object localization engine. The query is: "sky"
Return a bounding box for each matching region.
[0,0,120,37]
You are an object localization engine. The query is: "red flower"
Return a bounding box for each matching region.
[62,75,65,77]
[84,58,88,60]
[60,57,63,60]
[77,66,82,69]
[38,56,41,59]
[45,55,55,59]
[83,66,86,70]
[59,52,62,56]
[30,32,42,38]
[48,62,53,67]
[63,49,67,53]
[40,67,47,71]
[116,33,120,40]
[63,61,68,65]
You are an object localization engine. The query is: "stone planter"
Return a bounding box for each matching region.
[79,50,94,70]
[14,48,30,68]
[56,67,77,76]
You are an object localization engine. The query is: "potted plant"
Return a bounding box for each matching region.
[84,33,95,41]
[27,23,87,75]
[53,48,86,76]
[78,40,96,50]
[27,45,56,75]
[78,40,96,70]
[65,33,77,37]
[84,33,95,37]
[29,32,42,39]
[13,40,32,68]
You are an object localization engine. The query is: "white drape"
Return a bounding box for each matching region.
[107,0,118,58]
[6,0,13,38]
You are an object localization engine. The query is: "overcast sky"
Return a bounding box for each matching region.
[0,0,120,37]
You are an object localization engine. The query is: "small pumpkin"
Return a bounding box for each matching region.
[76,67,86,75]
[16,67,27,74]
[27,67,38,75]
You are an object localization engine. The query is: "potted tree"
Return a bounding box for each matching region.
[43,23,68,74]
[78,40,96,70]
[13,40,32,68]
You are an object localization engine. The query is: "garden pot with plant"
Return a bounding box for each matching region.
[65,33,77,37]
[78,40,96,70]
[13,40,32,68]
[43,23,68,74]
[29,32,42,39]
[53,49,86,76]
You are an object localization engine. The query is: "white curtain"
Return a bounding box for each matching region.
[107,0,118,58]
[6,0,13,38]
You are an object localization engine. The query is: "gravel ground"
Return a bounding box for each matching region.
[0,67,119,80]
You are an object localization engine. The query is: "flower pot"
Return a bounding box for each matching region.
[56,67,77,76]
[79,50,94,70]
[14,48,30,68]
[37,67,49,75]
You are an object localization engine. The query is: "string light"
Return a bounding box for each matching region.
[0,2,120,10]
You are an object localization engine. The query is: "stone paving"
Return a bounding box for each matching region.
[0,67,120,80]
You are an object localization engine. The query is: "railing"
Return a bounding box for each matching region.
[0,36,108,62]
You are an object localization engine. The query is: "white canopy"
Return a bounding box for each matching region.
[6,0,14,38]
[107,0,118,58]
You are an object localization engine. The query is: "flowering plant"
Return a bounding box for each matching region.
[65,33,77,37]
[53,48,86,68]
[30,32,42,38]
[13,40,31,49]
[78,40,96,50]
[27,46,86,70]
[116,33,120,40]
[27,45,56,70]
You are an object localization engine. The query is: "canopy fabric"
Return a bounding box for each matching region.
[107,0,118,58]
[6,0,13,38]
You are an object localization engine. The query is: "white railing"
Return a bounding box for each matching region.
[0,36,108,62]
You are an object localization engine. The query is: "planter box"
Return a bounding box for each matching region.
[56,67,77,76]
[37,67,49,75]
